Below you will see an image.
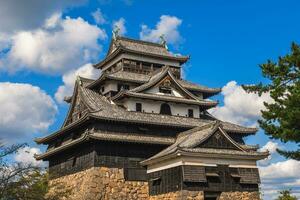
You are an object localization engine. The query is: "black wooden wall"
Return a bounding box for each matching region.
[148,165,259,196]
[48,140,166,179]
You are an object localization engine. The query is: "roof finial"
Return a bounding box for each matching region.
[159,34,168,50]
[76,76,82,86]
[112,25,121,40]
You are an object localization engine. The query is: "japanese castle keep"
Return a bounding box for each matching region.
[35,36,269,200]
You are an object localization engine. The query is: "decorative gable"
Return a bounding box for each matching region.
[143,73,194,99]
[63,86,88,127]
[198,128,242,150]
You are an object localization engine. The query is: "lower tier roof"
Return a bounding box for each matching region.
[35,85,258,144]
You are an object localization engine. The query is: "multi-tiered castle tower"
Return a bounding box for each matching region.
[35,36,268,200]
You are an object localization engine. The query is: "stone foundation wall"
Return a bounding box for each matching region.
[48,167,149,200]
[149,191,260,200]
[149,191,204,200]
[48,167,260,200]
[219,191,260,200]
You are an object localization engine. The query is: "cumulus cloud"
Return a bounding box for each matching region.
[257,141,300,199]
[140,15,182,45]
[260,159,300,179]
[14,146,44,167]
[0,0,85,34]
[260,159,300,199]
[113,18,127,36]
[55,63,100,103]
[210,81,272,126]
[260,141,280,154]
[0,82,57,142]
[1,14,106,75]
[259,141,281,166]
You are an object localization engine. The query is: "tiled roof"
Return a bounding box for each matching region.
[177,79,221,94]
[88,69,220,96]
[35,131,174,160]
[89,131,175,145]
[113,91,218,107]
[95,37,189,69]
[35,84,258,144]
[113,37,172,57]
[141,122,268,165]
[128,67,212,103]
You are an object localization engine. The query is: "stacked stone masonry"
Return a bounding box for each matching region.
[48,167,260,200]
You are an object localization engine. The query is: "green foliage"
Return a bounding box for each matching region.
[243,42,300,160]
[0,143,70,200]
[276,190,298,200]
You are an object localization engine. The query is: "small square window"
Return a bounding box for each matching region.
[136,103,142,112]
[118,84,130,91]
[188,109,194,118]
[159,87,172,94]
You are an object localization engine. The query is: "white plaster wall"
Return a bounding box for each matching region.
[102,81,137,94]
[102,81,117,94]
[145,86,183,98]
[147,156,258,173]
[122,98,200,118]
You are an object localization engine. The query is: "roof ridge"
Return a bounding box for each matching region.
[116,36,165,48]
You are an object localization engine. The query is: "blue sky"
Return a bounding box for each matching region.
[0,0,299,199]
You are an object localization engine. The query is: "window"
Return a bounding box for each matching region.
[160,103,172,115]
[117,84,129,91]
[124,168,147,181]
[151,177,161,186]
[188,109,194,118]
[159,87,172,94]
[101,86,105,93]
[136,103,142,112]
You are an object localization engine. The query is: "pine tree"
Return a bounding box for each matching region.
[243,42,300,160]
[276,190,297,200]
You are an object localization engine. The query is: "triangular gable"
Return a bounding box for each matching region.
[131,67,199,100]
[197,125,245,151]
[62,81,88,127]
[107,39,117,55]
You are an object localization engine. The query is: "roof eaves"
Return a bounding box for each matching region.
[35,132,89,160]
[34,114,90,144]
[113,91,218,107]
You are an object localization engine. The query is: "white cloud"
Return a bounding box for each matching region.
[258,141,300,199]
[210,81,272,126]
[140,15,182,45]
[260,141,279,154]
[259,159,300,199]
[259,141,281,166]
[0,82,57,142]
[44,12,62,29]
[14,146,44,167]
[260,159,300,179]
[92,8,107,25]
[1,14,106,75]
[55,63,100,103]
[113,18,127,36]
[0,0,85,34]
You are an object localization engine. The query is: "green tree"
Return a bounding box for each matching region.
[243,42,300,160]
[276,190,297,200]
[0,142,70,200]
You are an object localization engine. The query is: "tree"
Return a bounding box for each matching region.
[243,42,300,160]
[276,190,297,200]
[0,142,70,200]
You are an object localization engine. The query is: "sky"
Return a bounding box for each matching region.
[0,0,299,199]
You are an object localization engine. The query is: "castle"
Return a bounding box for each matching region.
[35,36,268,200]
